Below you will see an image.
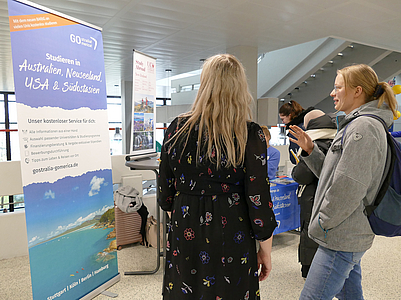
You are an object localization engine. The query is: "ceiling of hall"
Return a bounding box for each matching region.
[1,0,401,95]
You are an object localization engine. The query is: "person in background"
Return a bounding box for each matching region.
[290,64,398,299]
[279,100,315,164]
[392,130,401,137]
[261,125,280,181]
[158,54,277,300]
[291,109,337,279]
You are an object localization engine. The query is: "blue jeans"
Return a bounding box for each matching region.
[299,246,366,300]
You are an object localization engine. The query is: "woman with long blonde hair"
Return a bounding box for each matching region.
[158,54,277,299]
[290,64,398,299]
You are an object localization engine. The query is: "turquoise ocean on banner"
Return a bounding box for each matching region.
[23,169,118,299]
[29,226,117,300]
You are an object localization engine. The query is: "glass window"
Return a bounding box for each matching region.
[107,96,121,104]
[9,93,19,161]
[13,194,25,210]
[107,97,122,155]
[142,179,156,196]
[269,124,288,146]
[8,94,17,123]
[0,195,25,212]
[1,196,9,212]
[107,103,122,123]
[0,132,6,162]
[109,124,123,156]
[180,85,193,92]
[0,94,5,125]
[0,95,5,161]
[10,124,20,161]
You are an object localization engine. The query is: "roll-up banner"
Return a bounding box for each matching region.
[130,50,157,158]
[7,0,119,299]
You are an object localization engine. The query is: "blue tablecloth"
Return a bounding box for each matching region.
[270,178,300,235]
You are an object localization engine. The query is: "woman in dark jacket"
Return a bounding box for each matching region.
[291,110,336,278]
[279,101,315,164]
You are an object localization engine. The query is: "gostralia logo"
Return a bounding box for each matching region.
[70,34,98,50]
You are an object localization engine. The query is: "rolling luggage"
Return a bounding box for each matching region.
[114,206,143,250]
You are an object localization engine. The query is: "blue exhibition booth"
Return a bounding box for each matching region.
[270,178,300,235]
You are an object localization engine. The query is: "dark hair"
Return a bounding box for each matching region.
[279,100,304,121]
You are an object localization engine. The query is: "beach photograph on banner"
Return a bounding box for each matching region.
[25,170,116,300]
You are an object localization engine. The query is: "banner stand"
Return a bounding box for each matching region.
[80,273,121,300]
[8,0,121,299]
[125,157,161,275]
[123,49,161,276]
[100,290,118,298]
[80,273,120,299]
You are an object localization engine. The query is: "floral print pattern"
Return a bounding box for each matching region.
[199,251,210,264]
[234,231,245,244]
[183,228,195,241]
[158,119,277,299]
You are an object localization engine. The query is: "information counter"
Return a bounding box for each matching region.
[270,178,300,235]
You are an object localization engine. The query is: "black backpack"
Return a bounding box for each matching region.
[341,114,401,237]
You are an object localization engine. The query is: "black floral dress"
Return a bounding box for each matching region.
[158,118,277,300]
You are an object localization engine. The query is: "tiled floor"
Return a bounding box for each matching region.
[1,232,401,299]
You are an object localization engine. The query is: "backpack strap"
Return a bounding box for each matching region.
[340,114,395,216]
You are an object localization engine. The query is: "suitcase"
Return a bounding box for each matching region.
[114,205,143,250]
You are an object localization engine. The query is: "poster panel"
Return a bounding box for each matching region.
[270,181,300,235]
[130,50,156,157]
[8,0,119,299]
